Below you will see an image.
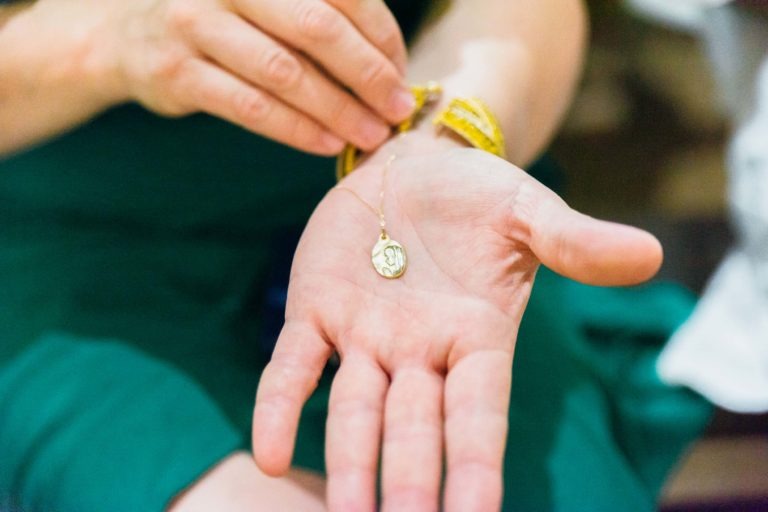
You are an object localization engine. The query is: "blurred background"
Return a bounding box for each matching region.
[551,1,768,510]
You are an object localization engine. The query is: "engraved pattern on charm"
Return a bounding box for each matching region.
[372,234,407,279]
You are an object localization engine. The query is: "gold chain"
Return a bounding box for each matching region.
[334,153,397,239]
[336,82,443,182]
[333,152,407,279]
[330,82,506,279]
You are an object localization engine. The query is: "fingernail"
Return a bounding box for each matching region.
[390,87,416,119]
[359,117,390,147]
[321,132,345,153]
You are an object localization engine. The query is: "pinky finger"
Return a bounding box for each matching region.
[180,59,345,155]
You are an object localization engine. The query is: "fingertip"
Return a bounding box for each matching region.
[606,223,664,285]
[294,133,345,157]
[631,228,664,284]
[533,206,667,287]
[579,222,665,286]
[320,132,347,155]
[251,410,295,476]
[251,433,293,477]
[387,87,416,124]
[355,116,392,151]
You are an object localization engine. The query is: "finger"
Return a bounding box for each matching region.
[190,11,390,150]
[513,178,663,286]
[443,350,513,512]
[252,321,333,476]
[325,353,388,512]
[235,0,415,123]
[325,0,408,74]
[178,59,345,155]
[381,366,443,512]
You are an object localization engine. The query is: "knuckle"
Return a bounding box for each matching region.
[359,57,391,88]
[383,485,434,506]
[258,389,296,411]
[145,48,189,84]
[260,371,300,401]
[155,92,193,117]
[506,180,539,240]
[262,48,302,90]
[327,96,357,128]
[164,0,201,34]
[232,89,271,124]
[327,0,360,9]
[287,115,319,147]
[295,1,342,42]
[449,457,502,476]
[148,93,190,118]
[264,353,309,386]
[178,74,208,108]
[384,423,441,445]
[377,26,402,53]
[328,396,380,419]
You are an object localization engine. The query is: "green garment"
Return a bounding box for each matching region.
[0,103,711,511]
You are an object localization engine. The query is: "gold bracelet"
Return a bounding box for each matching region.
[335,83,507,180]
[335,81,443,181]
[433,97,507,159]
[332,82,443,279]
[331,84,507,280]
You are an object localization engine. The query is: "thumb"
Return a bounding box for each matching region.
[527,195,663,287]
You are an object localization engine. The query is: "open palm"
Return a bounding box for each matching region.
[252,141,662,512]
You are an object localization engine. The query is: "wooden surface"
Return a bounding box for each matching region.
[661,436,768,507]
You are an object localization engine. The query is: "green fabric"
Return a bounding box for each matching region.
[0,103,712,511]
[499,271,712,511]
[0,334,242,512]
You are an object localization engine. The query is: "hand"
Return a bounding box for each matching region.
[31,0,412,154]
[251,133,663,511]
[168,452,326,511]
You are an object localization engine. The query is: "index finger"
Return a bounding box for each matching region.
[325,0,408,74]
[443,349,513,512]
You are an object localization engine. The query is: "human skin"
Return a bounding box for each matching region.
[252,134,663,512]
[405,0,589,165]
[0,0,657,510]
[0,0,412,156]
[250,1,661,511]
[0,0,407,508]
[168,452,326,511]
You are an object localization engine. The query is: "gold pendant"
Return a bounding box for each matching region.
[371,233,407,279]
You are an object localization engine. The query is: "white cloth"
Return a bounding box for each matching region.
[658,252,768,412]
[625,0,731,31]
[628,0,768,412]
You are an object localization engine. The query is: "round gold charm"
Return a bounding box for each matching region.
[371,234,407,279]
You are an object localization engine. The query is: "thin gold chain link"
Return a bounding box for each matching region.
[334,153,397,237]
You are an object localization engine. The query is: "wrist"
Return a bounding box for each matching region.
[338,81,510,196]
[392,124,470,156]
[351,128,462,179]
[14,1,127,111]
[338,126,474,206]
